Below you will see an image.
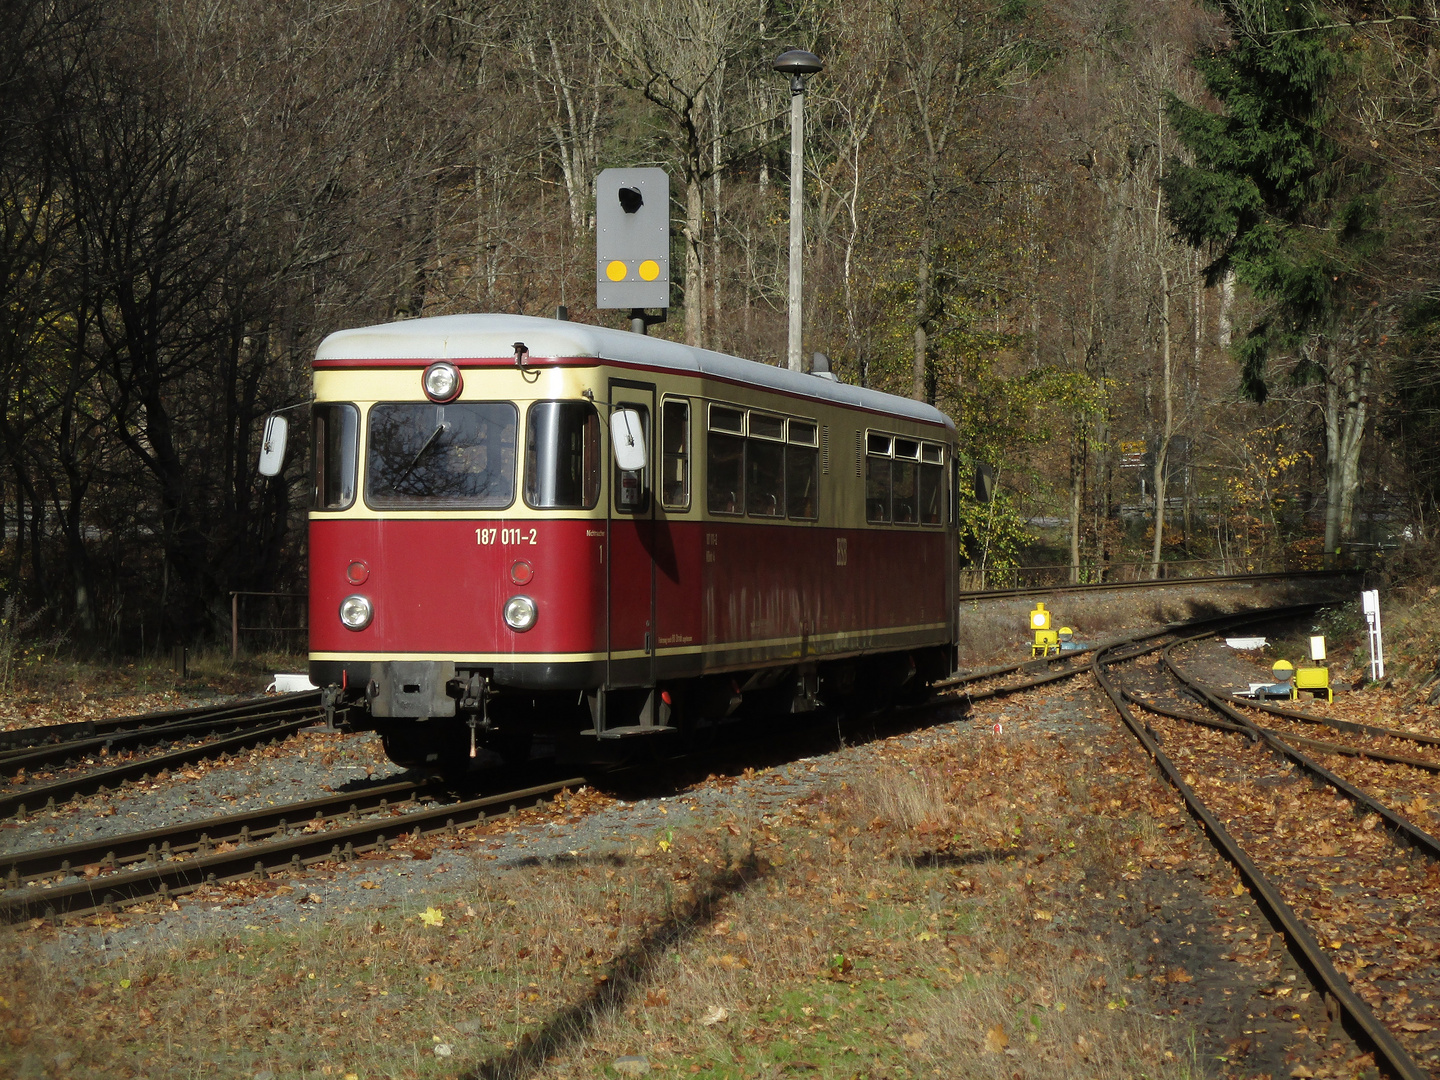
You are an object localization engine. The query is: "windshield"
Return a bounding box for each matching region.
[365,402,517,508]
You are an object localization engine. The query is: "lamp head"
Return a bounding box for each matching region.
[773,49,822,77]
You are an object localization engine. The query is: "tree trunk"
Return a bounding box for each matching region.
[1322,335,1371,565]
[912,216,932,401]
[1218,269,1235,349]
[1069,441,1083,584]
[1150,263,1173,580]
[684,168,705,348]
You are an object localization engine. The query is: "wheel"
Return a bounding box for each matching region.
[379,722,471,775]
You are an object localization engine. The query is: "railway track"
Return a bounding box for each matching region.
[1094,631,1440,1080]
[0,690,321,754]
[0,697,330,820]
[933,601,1326,707]
[0,775,583,923]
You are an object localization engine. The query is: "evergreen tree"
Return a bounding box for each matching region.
[1162,0,1384,561]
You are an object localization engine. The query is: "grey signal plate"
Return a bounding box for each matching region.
[596,168,670,309]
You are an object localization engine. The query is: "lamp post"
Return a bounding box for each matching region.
[773,49,822,372]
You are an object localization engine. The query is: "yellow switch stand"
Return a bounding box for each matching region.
[1295,667,1332,702]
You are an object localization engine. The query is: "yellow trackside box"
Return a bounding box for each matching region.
[1295,666,1332,702]
[1032,629,1059,657]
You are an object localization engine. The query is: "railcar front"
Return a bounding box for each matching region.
[307,324,616,769]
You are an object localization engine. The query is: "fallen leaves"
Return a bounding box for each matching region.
[983,1023,1008,1053]
[417,906,444,928]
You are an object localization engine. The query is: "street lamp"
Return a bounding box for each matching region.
[773,48,822,373]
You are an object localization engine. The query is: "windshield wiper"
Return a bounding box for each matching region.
[394,423,447,488]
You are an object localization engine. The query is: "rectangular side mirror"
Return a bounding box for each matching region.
[611,409,647,472]
[974,463,996,503]
[258,415,288,477]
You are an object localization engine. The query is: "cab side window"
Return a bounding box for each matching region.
[313,403,359,510]
[524,401,600,509]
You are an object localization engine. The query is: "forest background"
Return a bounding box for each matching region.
[2,0,1439,653]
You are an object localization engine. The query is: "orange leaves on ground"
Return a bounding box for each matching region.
[983,1023,1009,1053]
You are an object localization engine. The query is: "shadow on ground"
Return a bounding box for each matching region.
[459,851,768,1080]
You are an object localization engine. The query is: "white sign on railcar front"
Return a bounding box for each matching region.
[596,168,670,309]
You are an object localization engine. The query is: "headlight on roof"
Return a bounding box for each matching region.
[339,594,373,631]
[503,595,537,632]
[422,361,462,402]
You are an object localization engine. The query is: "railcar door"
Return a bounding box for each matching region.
[606,380,657,693]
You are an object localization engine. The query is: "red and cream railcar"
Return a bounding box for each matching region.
[307,314,958,768]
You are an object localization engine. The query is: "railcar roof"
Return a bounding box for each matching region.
[316,314,954,431]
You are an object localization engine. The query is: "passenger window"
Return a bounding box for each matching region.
[524,401,600,509]
[750,413,786,440]
[865,431,892,523]
[893,439,919,525]
[312,404,359,510]
[893,460,917,524]
[661,399,690,509]
[786,421,818,520]
[866,457,891,523]
[707,405,744,515]
[919,443,944,525]
[612,404,650,513]
[746,419,785,518]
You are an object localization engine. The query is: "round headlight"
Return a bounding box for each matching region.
[339,594,373,631]
[422,361,462,402]
[503,595,537,632]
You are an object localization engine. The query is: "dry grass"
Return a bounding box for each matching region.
[1,723,1211,1080]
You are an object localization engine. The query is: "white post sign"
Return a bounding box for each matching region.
[1362,589,1384,681]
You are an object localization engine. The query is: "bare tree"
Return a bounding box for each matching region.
[595,0,781,347]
